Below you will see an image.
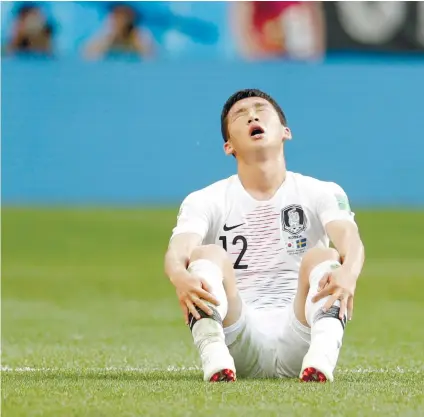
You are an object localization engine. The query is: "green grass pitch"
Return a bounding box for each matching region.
[2,208,424,417]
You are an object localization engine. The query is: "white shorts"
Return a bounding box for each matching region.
[224,302,311,378]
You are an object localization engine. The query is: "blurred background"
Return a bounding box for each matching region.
[2,3,424,415]
[2,0,424,205]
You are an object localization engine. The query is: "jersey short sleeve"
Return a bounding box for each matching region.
[171,191,212,241]
[316,182,356,227]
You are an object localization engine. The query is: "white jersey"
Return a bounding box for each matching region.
[171,171,356,311]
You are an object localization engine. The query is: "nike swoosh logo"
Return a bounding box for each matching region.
[223,223,244,231]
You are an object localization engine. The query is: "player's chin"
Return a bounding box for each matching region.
[247,136,267,147]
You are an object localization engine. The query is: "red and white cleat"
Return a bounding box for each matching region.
[209,368,236,382]
[300,367,327,383]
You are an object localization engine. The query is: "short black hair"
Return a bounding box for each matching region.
[16,4,38,18]
[220,89,287,142]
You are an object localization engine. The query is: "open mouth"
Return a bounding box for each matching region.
[249,126,265,137]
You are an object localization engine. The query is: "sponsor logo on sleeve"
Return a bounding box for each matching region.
[335,194,351,212]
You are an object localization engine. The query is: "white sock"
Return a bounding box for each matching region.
[187,259,228,346]
[305,261,345,373]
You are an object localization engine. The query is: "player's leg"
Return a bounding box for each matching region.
[188,245,270,380]
[187,244,242,381]
[294,247,345,382]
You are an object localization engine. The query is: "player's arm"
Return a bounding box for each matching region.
[164,194,219,323]
[325,220,365,280]
[314,183,365,319]
[164,232,202,284]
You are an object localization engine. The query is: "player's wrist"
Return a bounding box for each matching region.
[340,264,360,281]
[169,267,190,286]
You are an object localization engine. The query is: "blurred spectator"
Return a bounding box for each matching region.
[84,3,153,60]
[231,1,325,60]
[4,3,54,56]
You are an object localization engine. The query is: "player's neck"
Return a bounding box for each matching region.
[237,157,287,201]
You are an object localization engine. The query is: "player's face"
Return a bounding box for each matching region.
[224,97,291,157]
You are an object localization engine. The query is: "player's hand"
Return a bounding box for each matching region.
[312,266,357,321]
[170,271,220,325]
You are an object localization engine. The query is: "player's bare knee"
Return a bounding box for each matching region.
[302,247,339,268]
[299,248,340,283]
[190,244,230,269]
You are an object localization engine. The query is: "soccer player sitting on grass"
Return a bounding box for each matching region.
[164,89,365,382]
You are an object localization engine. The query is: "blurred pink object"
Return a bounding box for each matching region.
[231,1,326,60]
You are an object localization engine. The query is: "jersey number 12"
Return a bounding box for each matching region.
[219,235,248,270]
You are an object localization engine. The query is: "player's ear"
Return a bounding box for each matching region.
[282,126,292,141]
[224,141,235,156]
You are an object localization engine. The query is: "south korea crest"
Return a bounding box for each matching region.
[281,205,307,235]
